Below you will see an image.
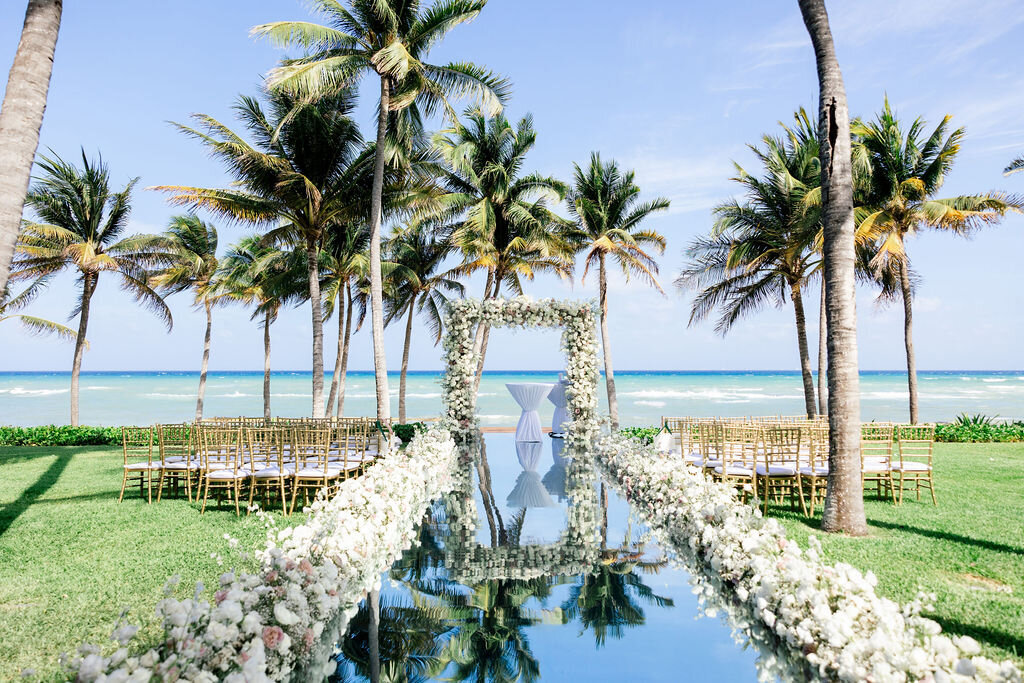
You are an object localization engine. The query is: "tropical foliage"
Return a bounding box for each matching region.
[853,98,1023,424]
[148,214,221,420]
[154,88,373,418]
[12,151,170,426]
[568,152,669,429]
[254,0,511,423]
[0,275,79,343]
[678,111,822,418]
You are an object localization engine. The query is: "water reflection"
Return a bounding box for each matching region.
[323,433,727,683]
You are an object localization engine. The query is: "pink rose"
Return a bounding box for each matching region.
[262,626,284,650]
[298,559,314,576]
[214,589,228,605]
[303,628,315,649]
[265,570,278,583]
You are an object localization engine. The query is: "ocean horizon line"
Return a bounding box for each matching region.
[2,369,1022,376]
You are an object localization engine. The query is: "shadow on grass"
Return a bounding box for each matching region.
[0,454,70,536]
[931,616,1024,660]
[868,519,1024,557]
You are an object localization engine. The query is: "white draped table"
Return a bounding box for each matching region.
[505,382,554,442]
[547,377,570,436]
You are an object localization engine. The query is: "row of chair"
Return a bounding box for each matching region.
[659,417,936,516]
[119,417,386,515]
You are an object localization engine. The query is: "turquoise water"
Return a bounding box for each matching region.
[321,432,759,681]
[1,370,1022,427]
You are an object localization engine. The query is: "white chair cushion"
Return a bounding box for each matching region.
[755,463,797,476]
[714,465,753,476]
[893,461,932,472]
[207,469,251,479]
[862,457,892,472]
[698,459,722,468]
[252,466,294,478]
[124,462,160,470]
[799,465,829,476]
[295,467,342,478]
[163,461,200,470]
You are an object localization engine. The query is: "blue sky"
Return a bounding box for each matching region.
[1,0,1022,372]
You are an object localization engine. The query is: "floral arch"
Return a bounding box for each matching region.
[440,297,602,446]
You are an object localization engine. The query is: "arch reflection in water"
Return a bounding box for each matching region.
[322,433,757,683]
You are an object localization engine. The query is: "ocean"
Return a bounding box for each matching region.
[1,370,1022,427]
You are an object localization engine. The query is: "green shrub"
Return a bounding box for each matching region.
[392,422,427,446]
[935,421,1024,443]
[0,425,122,447]
[619,426,661,445]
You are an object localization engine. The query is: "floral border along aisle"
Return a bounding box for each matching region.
[595,433,1023,683]
[440,296,601,448]
[61,427,458,683]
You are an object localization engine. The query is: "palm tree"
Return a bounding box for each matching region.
[569,153,669,429]
[321,225,369,418]
[148,215,221,420]
[853,98,1024,424]
[426,110,573,388]
[218,236,306,421]
[798,0,866,535]
[254,0,510,424]
[0,0,63,295]
[385,223,464,423]
[678,115,821,418]
[13,151,170,426]
[1005,156,1023,176]
[0,276,79,343]
[154,88,372,418]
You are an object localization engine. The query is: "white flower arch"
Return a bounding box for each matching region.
[441,297,602,447]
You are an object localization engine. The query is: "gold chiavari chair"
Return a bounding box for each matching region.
[798,424,830,516]
[291,427,341,514]
[894,424,937,505]
[329,423,369,480]
[119,426,158,503]
[861,423,896,502]
[155,423,200,502]
[757,425,802,514]
[246,427,292,515]
[199,426,249,515]
[696,420,724,472]
[712,424,757,502]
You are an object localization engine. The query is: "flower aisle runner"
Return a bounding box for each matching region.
[595,434,1022,683]
[61,427,458,682]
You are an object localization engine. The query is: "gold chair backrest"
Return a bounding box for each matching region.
[122,426,154,466]
[246,427,286,472]
[860,423,894,464]
[157,423,193,464]
[722,424,760,468]
[896,424,935,463]
[293,427,331,470]
[201,426,243,472]
[765,425,802,466]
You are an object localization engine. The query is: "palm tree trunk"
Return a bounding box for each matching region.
[194,299,213,421]
[263,310,272,422]
[471,269,494,363]
[70,272,94,427]
[473,274,499,393]
[326,286,345,418]
[817,280,827,416]
[898,259,918,424]
[0,0,62,295]
[306,239,325,418]
[399,293,416,424]
[368,75,392,423]
[799,0,866,536]
[790,281,817,418]
[337,283,354,417]
[598,255,619,430]
[368,587,381,683]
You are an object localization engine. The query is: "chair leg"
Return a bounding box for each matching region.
[808,478,817,517]
[184,469,193,503]
[929,476,937,505]
[156,470,166,503]
[234,482,241,516]
[200,478,210,514]
[247,479,257,516]
[279,478,288,516]
[118,470,129,503]
[797,476,808,516]
[289,481,300,515]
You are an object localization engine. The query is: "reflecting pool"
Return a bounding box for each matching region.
[326,433,758,682]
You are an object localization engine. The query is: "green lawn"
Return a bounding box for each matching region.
[0,446,299,680]
[773,442,1024,665]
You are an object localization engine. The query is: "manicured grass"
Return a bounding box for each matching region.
[0,446,299,680]
[773,442,1024,665]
